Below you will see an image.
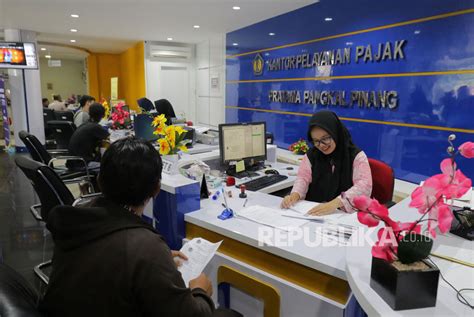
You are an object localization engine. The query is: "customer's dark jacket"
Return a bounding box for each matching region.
[40,197,214,317]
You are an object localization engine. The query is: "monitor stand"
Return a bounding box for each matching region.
[225,160,265,179]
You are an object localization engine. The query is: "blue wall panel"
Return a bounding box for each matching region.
[226,0,474,183]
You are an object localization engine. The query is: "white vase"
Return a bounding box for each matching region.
[164,153,180,163]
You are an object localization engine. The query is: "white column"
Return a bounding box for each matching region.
[4,29,45,148]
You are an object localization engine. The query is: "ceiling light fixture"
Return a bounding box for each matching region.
[41,48,46,51]
[414,30,421,34]
[167,37,173,41]
[232,6,241,10]
[45,55,51,59]
[70,39,76,43]
[232,43,238,46]
[324,17,333,21]
[269,32,275,36]
[70,29,78,32]
[193,25,200,29]
[346,42,353,45]
[70,14,79,18]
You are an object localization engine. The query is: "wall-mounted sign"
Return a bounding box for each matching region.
[48,60,61,67]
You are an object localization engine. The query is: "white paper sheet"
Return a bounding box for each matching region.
[178,238,222,287]
[289,200,320,214]
[237,205,309,230]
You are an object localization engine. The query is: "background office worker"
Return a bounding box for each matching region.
[281,111,372,215]
[48,94,66,111]
[74,95,96,127]
[41,137,236,317]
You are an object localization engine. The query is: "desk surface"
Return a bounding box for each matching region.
[185,189,363,280]
[346,197,474,317]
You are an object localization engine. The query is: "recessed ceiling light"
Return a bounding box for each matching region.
[45,55,51,59]
[70,14,79,18]
[70,39,76,43]
[414,30,421,34]
[232,6,241,10]
[193,25,200,29]
[324,17,333,21]
[70,29,78,32]
[269,32,275,36]
[167,37,173,41]
[232,43,238,46]
[264,53,270,56]
[346,42,353,45]
[41,48,46,51]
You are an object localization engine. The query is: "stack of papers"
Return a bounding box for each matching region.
[178,238,222,286]
[237,205,310,230]
[450,188,473,209]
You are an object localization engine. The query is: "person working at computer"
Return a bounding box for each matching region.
[67,103,109,171]
[281,111,372,215]
[41,137,240,317]
[74,95,96,128]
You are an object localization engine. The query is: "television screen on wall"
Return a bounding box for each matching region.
[0,42,38,69]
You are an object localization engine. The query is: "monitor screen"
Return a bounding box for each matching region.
[134,113,158,142]
[219,122,267,163]
[0,42,38,69]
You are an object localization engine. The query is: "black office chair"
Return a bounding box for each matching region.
[53,110,74,122]
[18,131,93,218]
[154,99,176,122]
[137,97,155,112]
[0,262,42,317]
[47,120,76,150]
[14,156,100,284]
[43,108,56,144]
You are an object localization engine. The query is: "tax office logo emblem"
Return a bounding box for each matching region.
[252,53,264,76]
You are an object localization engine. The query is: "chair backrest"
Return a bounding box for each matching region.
[0,263,42,317]
[15,156,75,220]
[154,99,176,120]
[368,158,395,205]
[54,110,74,122]
[43,108,55,122]
[137,97,155,112]
[47,121,76,149]
[18,131,52,164]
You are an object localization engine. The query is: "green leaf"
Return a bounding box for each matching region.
[397,232,433,264]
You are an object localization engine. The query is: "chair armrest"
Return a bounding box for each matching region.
[47,149,69,156]
[73,193,102,206]
[48,156,90,178]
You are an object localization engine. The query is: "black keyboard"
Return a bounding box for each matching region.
[237,174,288,191]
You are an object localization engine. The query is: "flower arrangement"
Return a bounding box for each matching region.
[151,114,189,155]
[101,99,111,119]
[352,136,473,264]
[289,138,309,155]
[110,102,131,130]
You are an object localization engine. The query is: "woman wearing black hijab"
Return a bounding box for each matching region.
[281,111,372,215]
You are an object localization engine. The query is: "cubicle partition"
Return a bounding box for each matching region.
[226,0,474,184]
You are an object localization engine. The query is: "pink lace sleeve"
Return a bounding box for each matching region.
[340,151,373,212]
[291,155,312,199]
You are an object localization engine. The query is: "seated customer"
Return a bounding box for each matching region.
[73,95,95,127]
[67,103,109,170]
[48,94,66,111]
[40,138,217,316]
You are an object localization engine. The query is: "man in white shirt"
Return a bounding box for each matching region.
[48,95,66,111]
[74,95,96,128]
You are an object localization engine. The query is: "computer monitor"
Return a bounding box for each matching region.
[219,122,267,164]
[134,113,158,142]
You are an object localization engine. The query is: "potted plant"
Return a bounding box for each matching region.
[351,135,473,310]
[110,102,131,130]
[151,114,189,161]
[289,138,309,155]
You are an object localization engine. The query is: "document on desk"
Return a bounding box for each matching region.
[288,200,345,221]
[178,238,222,287]
[238,205,309,230]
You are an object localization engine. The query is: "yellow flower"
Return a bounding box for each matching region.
[157,138,170,155]
[153,122,166,135]
[165,125,176,144]
[152,114,167,127]
[166,135,175,148]
[175,126,186,136]
[178,144,188,152]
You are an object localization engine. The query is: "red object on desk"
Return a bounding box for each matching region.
[239,185,247,198]
[226,176,236,186]
[186,121,193,126]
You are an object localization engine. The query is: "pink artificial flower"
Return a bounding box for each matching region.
[425,203,453,238]
[459,141,474,158]
[436,158,472,199]
[372,227,398,262]
[354,196,390,227]
[391,221,422,236]
[409,179,441,214]
[119,118,125,125]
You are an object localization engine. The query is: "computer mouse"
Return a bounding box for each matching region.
[264,169,279,175]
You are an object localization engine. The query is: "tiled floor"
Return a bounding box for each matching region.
[0,152,53,295]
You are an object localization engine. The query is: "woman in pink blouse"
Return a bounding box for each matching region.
[281,111,372,215]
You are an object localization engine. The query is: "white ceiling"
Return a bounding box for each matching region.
[1,0,316,55]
